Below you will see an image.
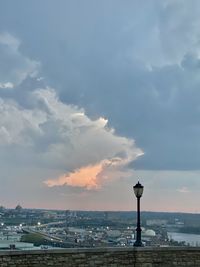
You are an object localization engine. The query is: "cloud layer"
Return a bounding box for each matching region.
[2,0,200,171]
[0,1,200,210]
[0,33,142,192]
[0,33,39,87]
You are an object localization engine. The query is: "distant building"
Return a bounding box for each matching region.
[0,241,35,250]
[15,204,23,212]
[146,219,167,226]
[0,206,6,212]
[104,212,109,220]
[106,230,121,238]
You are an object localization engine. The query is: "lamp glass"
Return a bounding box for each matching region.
[133,182,144,198]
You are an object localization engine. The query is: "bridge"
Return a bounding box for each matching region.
[22,227,81,248]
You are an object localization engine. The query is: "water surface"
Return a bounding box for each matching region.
[168,232,200,246]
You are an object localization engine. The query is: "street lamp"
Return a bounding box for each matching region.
[133,181,144,247]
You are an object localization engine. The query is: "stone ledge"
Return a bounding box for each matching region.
[0,246,200,256]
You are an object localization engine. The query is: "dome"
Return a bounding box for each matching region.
[106,230,121,238]
[143,229,156,237]
[15,204,23,211]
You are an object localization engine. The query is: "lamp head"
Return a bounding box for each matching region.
[133,181,144,198]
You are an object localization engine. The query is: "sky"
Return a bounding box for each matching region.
[0,0,200,212]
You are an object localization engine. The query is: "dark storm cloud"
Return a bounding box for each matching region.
[60,54,200,170]
[0,0,200,171]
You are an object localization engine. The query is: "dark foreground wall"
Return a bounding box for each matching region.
[1,247,200,267]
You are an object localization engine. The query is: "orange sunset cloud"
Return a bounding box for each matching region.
[44,163,103,190]
[44,155,138,190]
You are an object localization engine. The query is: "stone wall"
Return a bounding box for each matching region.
[0,247,200,266]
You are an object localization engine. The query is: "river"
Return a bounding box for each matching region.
[168,232,200,246]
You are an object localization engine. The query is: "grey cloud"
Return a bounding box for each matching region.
[0,1,200,173]
[158,0,200,64]
[0,33,142,196]
[0,33,39,86]
[0,1,200,210]
[57,52,200,171]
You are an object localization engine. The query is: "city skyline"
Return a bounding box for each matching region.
[0,0,200,212]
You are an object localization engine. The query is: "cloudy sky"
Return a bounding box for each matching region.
[0,0,200,212]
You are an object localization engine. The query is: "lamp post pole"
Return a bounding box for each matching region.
[133,181,144,247]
